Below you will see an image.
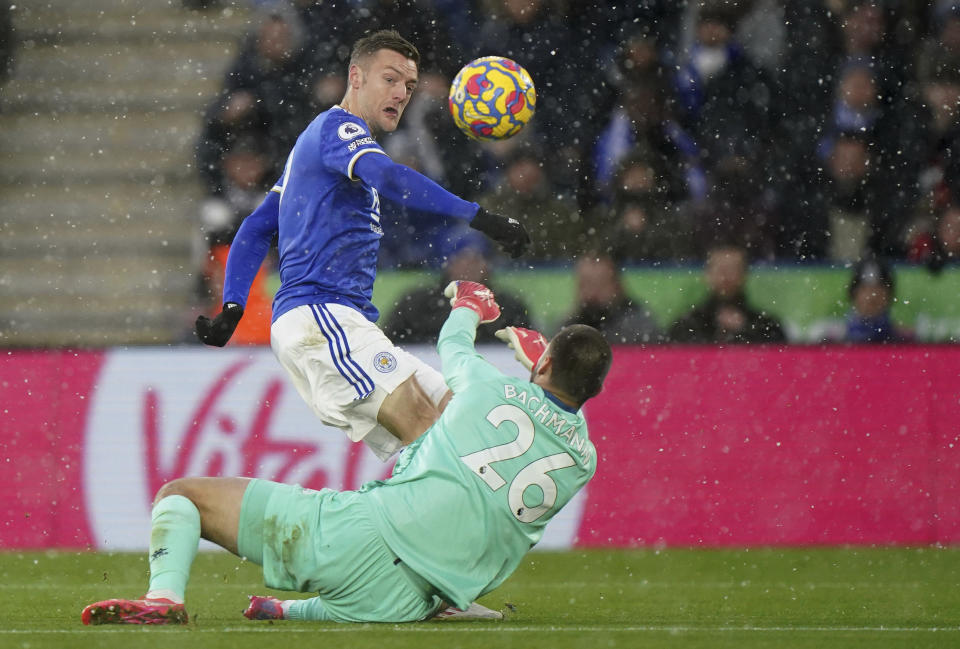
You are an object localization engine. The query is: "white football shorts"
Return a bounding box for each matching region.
[271,303,448,461]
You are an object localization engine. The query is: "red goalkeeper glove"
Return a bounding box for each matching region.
[444,280,501,324]
[495,326,548,370]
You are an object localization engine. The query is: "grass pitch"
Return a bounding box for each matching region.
[2,547,958,649]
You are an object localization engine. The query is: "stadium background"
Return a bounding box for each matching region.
[1,0,959,554]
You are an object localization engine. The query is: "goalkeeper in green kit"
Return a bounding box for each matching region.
[81,281,612,625]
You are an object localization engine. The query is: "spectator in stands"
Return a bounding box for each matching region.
[936,205,960,263]
[840,257,912,343]
[292,0,351,115]
[197,4,314,194]
[801,1,924,258]
[593,74,701,208]
[295,0,355,98]
[689,153,779,261]
[576,9,686,210]
[773,1,919,261]
[820,132,876,262]
[620,2,687,57]
[197,88,274,196]
[590,151,698,264]
[836,0,914,99]
[588,3,683,98]
[775,0,845,261]
[929,0,960,57]
[476,144,584,263]
[840,0,886,56]
[724,0,787,73]
[561,251,662,344]
[431,0,486,56]
[198,135,275,249]
[604,23,663,92]
[824,60,882,139]
[673,2,776,176]
[475,0,585,186]
[780,1,841,129]
[354,0,462,78]
[908,204,960,273]
[383,233,532,345]
[222,4,315,150]
[668,244,785,343]
[815,59,925,258]
[595,24,673,178]
[780,0,913,112]
[913,7,960,213]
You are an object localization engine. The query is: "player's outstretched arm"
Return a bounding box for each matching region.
[444,280,501,323]
[494,326,548,370]
[353,154,530,257]
[438,281,504,392]
[222,190,280,306]
[195,190,279,347]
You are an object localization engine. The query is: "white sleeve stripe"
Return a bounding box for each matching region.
[347,148,387,180]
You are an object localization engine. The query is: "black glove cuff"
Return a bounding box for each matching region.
[470,207,530,258]
[222,302,244,324]
[470,207,515,239]
[470,207,495,234]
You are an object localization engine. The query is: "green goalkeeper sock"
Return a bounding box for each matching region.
[285,597,335,621]
[145,495,200,603]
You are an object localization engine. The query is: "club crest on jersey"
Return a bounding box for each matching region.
[338,122,366,141]
[373,351,397,373]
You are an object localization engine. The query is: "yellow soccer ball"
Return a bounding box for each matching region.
[448,56,536,141]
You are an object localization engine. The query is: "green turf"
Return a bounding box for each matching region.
[3,548,958,649]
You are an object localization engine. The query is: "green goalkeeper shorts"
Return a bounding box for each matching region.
[237,478,441,622]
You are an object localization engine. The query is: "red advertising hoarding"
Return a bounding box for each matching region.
[2,346,958,550]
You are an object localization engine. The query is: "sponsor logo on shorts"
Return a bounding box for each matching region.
[338,122,366,140]
[373,351,397,373]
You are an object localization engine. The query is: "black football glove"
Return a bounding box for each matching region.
[469,207,531,258]
[195,302,244,347]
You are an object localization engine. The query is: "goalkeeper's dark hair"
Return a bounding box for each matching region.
[350,29,420,68]
[548,325,612,405]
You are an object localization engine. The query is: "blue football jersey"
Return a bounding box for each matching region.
[271,106,388,322]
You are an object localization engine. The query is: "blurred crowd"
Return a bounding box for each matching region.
[189,0,960,344]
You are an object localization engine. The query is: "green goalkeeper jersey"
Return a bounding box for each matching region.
[359,308,596,609]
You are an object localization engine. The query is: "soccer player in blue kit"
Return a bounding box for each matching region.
[194,29,531,461]
[82,281,611,625]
